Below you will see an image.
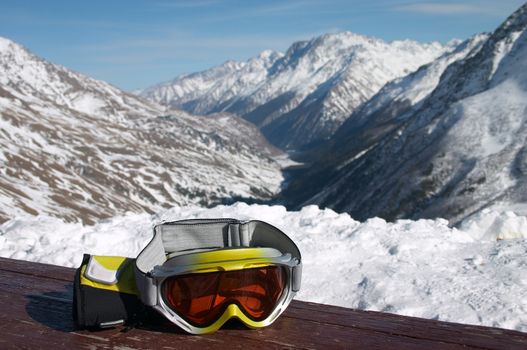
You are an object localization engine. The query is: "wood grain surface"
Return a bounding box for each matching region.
[0,257,525,349]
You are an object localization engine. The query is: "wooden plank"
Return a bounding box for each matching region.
[0,269,475,350]
[0,257,76,282]
[0,277,283,349]
[1,257,526,350]
[288,301,527,350]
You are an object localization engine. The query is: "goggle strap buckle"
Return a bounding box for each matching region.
[227,223,250,247]
[292,264,302,292]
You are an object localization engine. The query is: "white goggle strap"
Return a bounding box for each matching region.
[135,220,237,306]
[135,220,303,305]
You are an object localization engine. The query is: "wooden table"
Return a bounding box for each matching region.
[0,257,526,349]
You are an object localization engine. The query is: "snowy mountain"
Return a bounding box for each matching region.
[0,37,286,224]
[284,3,527,224]
[139,33,450,149]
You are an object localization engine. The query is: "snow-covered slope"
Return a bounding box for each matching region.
[0,37,286,224]
[0,37,160,120]
[336,34,488,137]
[285,3,527,224]
[140,50,283,113]
[140,33,450,149]
[1,203,526,331]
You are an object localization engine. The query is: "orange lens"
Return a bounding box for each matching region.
[162,266,287,327]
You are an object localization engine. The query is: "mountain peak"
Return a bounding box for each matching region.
[0,36,32,60]
[500,2,527,32]
[0,36,17,50]
[140,30,450,149]
[283,31,382,59]
[257,49,283,60]
[221,59,243,69]
[0,36,11,49]
[316,31,378,45]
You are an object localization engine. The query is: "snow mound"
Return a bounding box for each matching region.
[460,208,527,240]
[0,203,526,332]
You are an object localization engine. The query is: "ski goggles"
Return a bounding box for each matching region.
[135,219,302,334]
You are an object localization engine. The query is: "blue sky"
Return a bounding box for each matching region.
[0,0,524,91]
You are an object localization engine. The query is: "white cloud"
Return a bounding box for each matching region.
[394,2,497,15]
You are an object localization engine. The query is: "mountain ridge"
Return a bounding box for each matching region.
[139,32,451,150]
[0,37,286,224]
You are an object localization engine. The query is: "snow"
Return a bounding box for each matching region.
[461,208,527,240]
[452,79,527,157]
[0,96,12,108]
[490,30,523,79]
[71,93,106,115]
[357,34,488,122]
[0,37,12,51]
[1,202,526,332]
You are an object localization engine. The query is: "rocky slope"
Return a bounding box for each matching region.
[140,33,450,150]
[0,37,285,224]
